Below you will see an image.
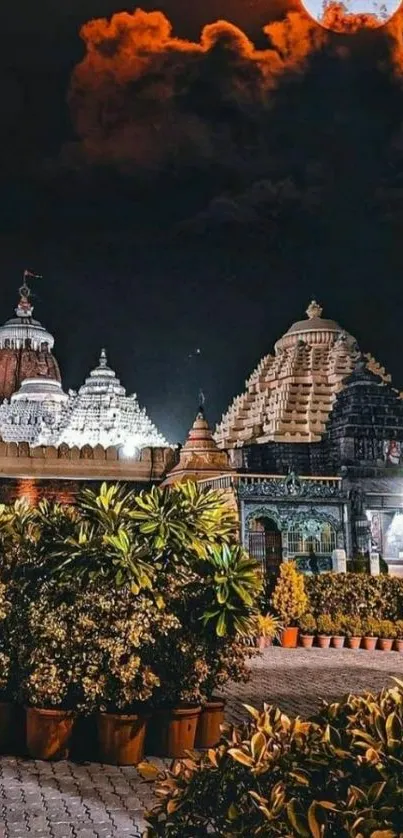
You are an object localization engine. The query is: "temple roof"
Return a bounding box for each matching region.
[0,274,61,401]
[163,404,232,484]
[215,301,389,448]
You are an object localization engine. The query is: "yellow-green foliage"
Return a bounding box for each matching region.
[143,680,403,837]
[271,561,307,627]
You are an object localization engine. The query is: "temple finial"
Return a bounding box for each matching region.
[16,269,41,318]
[198,389,205,417]
[99,348,108,367]
[306,300,323,320]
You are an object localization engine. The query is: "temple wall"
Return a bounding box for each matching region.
[0,442,178,503]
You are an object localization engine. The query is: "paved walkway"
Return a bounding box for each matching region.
[1,647,403,838]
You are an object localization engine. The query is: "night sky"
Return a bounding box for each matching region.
[2,1,403,443]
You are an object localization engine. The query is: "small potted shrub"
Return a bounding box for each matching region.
[395,620,403,653]
[255,612,282,650]
[298,613,316,648]
[377,620,396,652]
[361,617,381,651]
[331,612,345,649]
[316,614,333,649]
[343,615,362,650]
[271,561,308,648]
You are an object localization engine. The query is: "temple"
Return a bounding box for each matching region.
[2,280,403,575]
[0,279,169,453]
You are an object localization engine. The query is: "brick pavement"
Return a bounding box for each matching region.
[1,647,402,838]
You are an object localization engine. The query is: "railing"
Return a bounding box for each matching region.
[197,473,342,492]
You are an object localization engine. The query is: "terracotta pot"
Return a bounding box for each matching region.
[331,636,345,649]
[317,635,331,649]
[300,635,314,649]
[281,627,299,648]
[347,636,362,650]
[378,638,394,652]
[258,636,272,650]
[0,702,18,754]
[362,637,378,651]
[394,638,403,653]
[149,706,201,759]
[97,712,148,765]
[195,698,226,749]
[26,707,75,761]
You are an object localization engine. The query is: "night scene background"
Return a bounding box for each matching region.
[3,0,403,443]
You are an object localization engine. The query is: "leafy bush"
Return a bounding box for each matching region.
[396,619,403,639]
[342,614,362,637]
[317,614,334,636]
[1,482,261,710]
[378,620,397,640]
[271,561,307,627]
[305,572,403,621]
[256,612,283,640]
[298,613,316,635]
[362,617,381,638]
[142,680,403,837]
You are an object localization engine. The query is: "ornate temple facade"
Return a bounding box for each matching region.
[0,281,169,453]
[1,280,403,575]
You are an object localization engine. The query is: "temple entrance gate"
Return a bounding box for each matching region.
[247,516,283,575]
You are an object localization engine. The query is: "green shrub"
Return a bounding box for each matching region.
[298,613,316,635]
[378,619,397,639]
[362,617,381,637]
[396,619,403,639]
[305,572,403,621]
[142,680,403,836]
[342,614,362,637]
[317,614,334,635]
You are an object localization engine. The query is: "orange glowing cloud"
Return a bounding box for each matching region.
[67,7,326,170]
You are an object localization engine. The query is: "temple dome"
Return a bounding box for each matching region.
[275,301,353,350]
[163,404,233,484]
[0,275,61,401]
[58,349,169,451]
[215,301,388,449]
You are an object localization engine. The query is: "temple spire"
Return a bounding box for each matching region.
[16,269,42,318]
[99,348,108,368]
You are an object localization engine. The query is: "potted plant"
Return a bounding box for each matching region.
[255,612,282,650]
[343,615,362,650]
[316,614,333,649]
[361,617,381,651]
[0,580,16,753]
[298,613,316,648]
[395,620,403,652]
[331,612,345,649]
[377,620,396,652]
[195,638,254,749]
[148,629,206,759]
[271,561,308,648]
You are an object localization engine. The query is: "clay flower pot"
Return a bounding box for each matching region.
[362,637,378,651]
[300,635,314,649]
[378,638,394,652]
[317,635,331,649]
[281,627,299,648]
[331,636,345,649]
[258,636,272,651]
[195,698,226,749]
[347,637,362,650]
[97,712,149,765]
[26,707,75,761]
[148,705,201,759]
[394,639,403,653]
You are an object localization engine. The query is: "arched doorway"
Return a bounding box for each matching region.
[248,516,282,574]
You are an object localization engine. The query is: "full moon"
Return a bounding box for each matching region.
[301,0,402,32]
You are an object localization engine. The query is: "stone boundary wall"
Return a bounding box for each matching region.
[0,441,178,482]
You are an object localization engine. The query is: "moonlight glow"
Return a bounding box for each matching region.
[301,0,402,31]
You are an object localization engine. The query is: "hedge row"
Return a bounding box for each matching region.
[305,573,403,621]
